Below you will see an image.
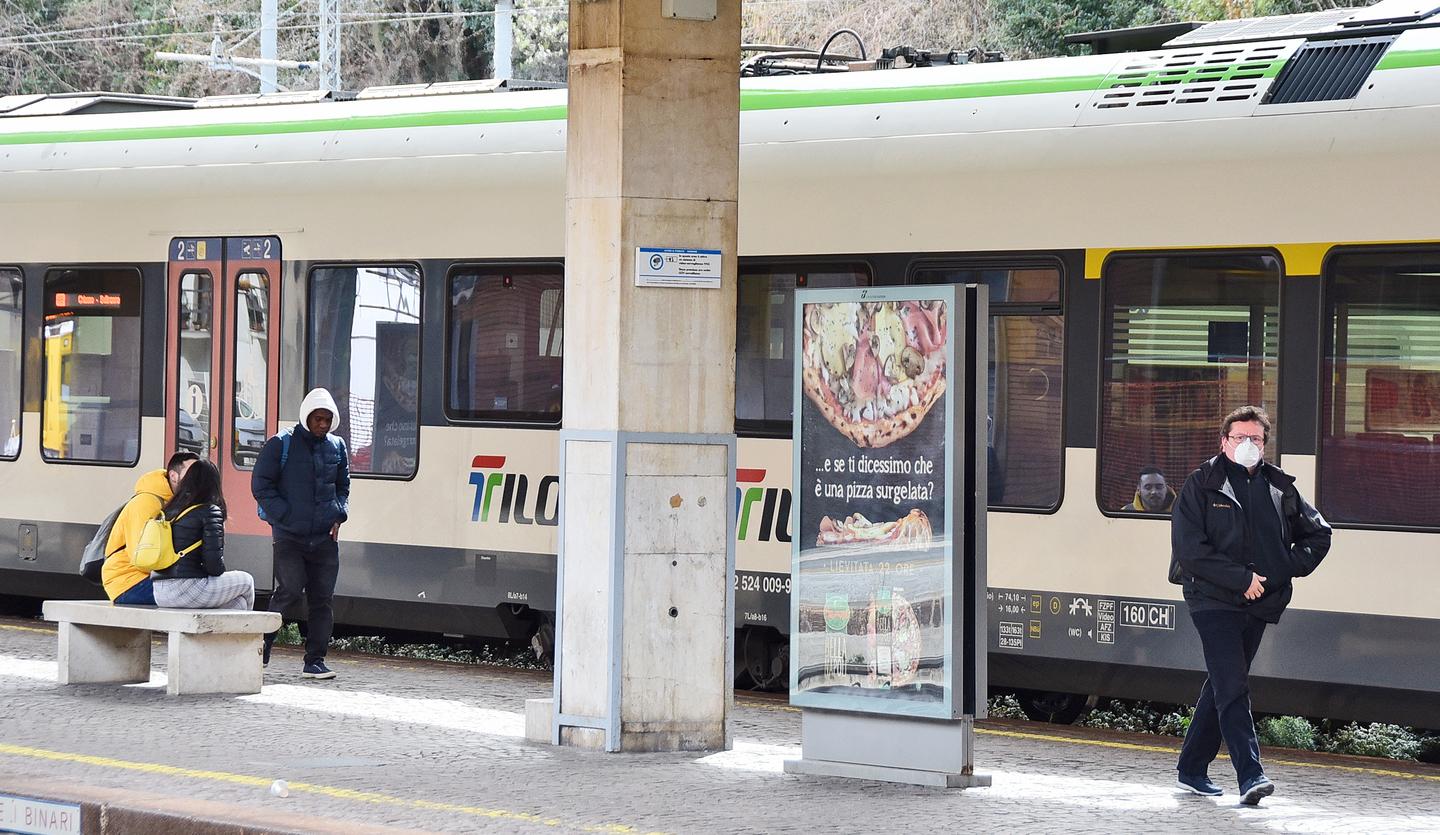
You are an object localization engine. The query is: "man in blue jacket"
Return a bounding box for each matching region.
[252,388,351,680]
[1170,405,1331,805]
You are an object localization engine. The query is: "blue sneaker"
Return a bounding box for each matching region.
[1176,773,1224,796]
[1240,776,1275,806]
[302,660,336,680]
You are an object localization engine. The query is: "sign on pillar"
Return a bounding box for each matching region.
[785,284,990,788]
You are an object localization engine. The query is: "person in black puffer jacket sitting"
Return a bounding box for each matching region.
[151,459,255,610]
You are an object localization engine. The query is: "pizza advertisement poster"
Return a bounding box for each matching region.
[790,286,959,720]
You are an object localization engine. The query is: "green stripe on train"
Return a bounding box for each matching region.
[740,73,1109,110]
[0,104,569,146]
[0,72,1108,146]
[1375,47,1440,71]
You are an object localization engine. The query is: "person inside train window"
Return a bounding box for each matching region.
[150,459,256,611]
[1170,405,1331,806]
[1119,467,1176,513]
[101,451,199,605]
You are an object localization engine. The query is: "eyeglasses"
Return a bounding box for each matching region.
[1227,434,1265,445]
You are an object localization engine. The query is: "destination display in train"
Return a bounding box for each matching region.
[790,286,958,719]
[51,292,122,310]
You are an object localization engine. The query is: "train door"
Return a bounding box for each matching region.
[166,237,282,536]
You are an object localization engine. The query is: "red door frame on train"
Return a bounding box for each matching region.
[165,236,282,537]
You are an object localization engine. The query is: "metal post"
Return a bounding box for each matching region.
[495,0,514,80]
[260,0,278,93]
[318,0,341,92]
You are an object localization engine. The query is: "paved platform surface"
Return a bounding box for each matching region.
[2,616,1438,834]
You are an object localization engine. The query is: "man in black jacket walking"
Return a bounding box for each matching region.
[1170,405,1331,805]
[252,388,351,680]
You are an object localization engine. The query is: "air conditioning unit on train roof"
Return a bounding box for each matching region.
[354,78,565,100]
[0,92,195,118]
[194,89,351,108]
[1064,22,1206,55]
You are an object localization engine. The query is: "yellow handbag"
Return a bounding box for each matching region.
[131,505,203,571]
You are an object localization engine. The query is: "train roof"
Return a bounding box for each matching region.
[1,0,1438,189]
[4,1,1440,122]
[0,79,565,119]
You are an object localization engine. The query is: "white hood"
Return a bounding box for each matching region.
[299,388,340,433]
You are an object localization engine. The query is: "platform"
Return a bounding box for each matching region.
[2,616,1437,834]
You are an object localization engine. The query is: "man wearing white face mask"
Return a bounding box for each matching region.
[1170,405,1331,806]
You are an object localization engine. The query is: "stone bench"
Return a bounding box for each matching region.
[42,600,281,696]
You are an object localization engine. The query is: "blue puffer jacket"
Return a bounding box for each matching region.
[251,389,351,542]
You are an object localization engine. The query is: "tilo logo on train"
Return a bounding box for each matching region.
[467,455,559,526]
[465,457,792,542]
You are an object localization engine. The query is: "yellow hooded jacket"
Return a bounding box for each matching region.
[99,469,173,601]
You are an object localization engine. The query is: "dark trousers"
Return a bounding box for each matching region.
[268,536,339,665]
[1177,608,1268,786]
[113,576,155,606]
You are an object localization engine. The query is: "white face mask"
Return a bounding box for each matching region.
[1233,439,1262,469]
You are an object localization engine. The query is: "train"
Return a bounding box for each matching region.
[2,5,1438,727]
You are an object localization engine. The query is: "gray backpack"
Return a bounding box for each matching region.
[78,498,131,584]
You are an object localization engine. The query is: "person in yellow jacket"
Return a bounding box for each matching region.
[101,451,199,605]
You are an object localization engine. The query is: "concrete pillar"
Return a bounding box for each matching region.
[556,0,739,752]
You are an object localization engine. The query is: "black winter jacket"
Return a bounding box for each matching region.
[1171,456,1332,622]
[250,425,350,542]
[152,503,227,580]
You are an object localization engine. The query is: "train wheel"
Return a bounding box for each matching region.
[741,627,788,691]
[1015,689,1094,724]
[733,634,757,689]
[530,619,555,663]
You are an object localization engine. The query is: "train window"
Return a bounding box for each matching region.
[41,267,143,464]
[176,272,214,458]
[1099,253,1280,514]
[735,263,870,433]
[1319,250,1440,528]
[1,269,20,460]
[309,265,421,478]
[445,265,564,423]
[913,265,1064,510]
[232,272,270,469]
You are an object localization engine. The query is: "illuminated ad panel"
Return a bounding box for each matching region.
[791,286,960,719]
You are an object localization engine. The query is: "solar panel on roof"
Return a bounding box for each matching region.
[1339,0,1440,25]
[0,95,44,115]
[1164,8,1362,47]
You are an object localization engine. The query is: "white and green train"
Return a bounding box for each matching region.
[2,5,1437,726]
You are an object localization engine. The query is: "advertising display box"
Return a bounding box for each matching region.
[785,284,988,787]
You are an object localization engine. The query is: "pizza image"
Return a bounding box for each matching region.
[802,299,947,448]
[816,509,932,547]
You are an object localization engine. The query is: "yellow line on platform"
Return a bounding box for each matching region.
[737,701,1439,784]
[0,623,52,634]
[975,728,1440,782]
[976,726,1179,755]
[0,743,662,834]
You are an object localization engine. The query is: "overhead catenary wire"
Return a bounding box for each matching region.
[1,0,871,53]
[0,5,572,49]
[0,2,307,44]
